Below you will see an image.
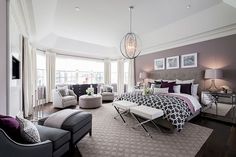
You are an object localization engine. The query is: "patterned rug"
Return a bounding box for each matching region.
[77,103,212,157]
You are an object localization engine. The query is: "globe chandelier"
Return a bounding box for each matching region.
[120,6,142,59]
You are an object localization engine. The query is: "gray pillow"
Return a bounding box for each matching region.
[58,89,69,96]
[16,116,41,144]
[103,86,112,92]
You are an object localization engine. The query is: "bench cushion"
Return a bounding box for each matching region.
[62,112,92,133]
[113,101,138,110]
[130,105,164,120]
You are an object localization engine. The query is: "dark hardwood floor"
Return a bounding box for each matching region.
[41,103,236,157]
[190,117,236,157]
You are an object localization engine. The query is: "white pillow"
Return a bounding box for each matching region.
[153,87,169,94]
[16,116,41,144]
[176,79,194,84]
[155,79,162,82]
[173,85,181,93]
[162,80,175,83]
[134,89,143,92]
[191,84,199,96]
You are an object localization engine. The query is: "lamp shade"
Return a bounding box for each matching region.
[139,72,147,79]
[204,69,223,79]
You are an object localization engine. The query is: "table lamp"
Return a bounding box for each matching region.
[204,69,223,92]
[139,72,147,86]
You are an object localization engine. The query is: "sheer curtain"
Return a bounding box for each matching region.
[46,52,56,103]
[22,37,37,117]
[128,59,135,92]
[117,59,124,95]
[104,59,111,85]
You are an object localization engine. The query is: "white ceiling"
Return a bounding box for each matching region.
[27,0,236,58]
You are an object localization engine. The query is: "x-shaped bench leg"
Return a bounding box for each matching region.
[114,106,127,123]
[131,113,152,137]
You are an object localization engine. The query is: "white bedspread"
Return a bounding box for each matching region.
[170,93,202,112]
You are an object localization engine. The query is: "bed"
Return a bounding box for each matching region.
[115,91,201,131]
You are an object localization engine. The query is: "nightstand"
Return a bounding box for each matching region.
[201,91,236,115]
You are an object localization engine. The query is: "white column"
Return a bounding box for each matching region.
[46,52,56,103]
[0,0,7,115]
[117,59,124,95]
[104,59,111,85]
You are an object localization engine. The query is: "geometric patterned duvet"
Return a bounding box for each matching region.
[115,92,194,131]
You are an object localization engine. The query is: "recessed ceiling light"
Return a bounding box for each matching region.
[187,4,191,9]
[75,7,80,11]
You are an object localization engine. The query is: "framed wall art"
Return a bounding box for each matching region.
[154,58,165,70]
[166,56,179,69]
[181,53,198,68]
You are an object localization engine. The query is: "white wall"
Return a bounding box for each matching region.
[8,8,22,116]
[0,0,8,115]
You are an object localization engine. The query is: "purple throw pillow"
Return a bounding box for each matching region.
[177,83,192,95]
[0,115,21,142]
[161,81,176,93]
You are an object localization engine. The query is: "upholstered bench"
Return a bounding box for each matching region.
[130,105,164,137]
[113,100,138,123]
[38,111,92,148]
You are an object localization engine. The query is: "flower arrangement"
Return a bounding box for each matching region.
[143,87,152,96]
[86,87,94,96]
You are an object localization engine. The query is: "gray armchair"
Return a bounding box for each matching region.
[100,85,115,101]
[53,89,77,108]
[0,124,71,157]
[0,128,52,157]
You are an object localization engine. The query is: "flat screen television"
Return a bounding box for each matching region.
[12,56,20,79]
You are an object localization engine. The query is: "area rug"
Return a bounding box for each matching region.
[77,103,212,157]
[203,103,232,116]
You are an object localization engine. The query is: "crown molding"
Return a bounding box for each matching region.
[141,23,236,55]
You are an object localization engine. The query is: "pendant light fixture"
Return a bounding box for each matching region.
[120,6,142,59]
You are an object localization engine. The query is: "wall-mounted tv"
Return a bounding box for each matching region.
[12,56,20,79]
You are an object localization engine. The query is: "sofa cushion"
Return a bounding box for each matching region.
[0,115,21,142]
[62,112,92,133]
[62,96,76,102]
[36,125,70,150]
[16,116,41,144]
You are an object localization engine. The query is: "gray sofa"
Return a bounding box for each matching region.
[0,125,70,157]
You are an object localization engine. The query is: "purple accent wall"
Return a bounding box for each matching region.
[135,34,236,92]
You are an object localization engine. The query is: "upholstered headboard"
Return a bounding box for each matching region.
[149,68,205,93]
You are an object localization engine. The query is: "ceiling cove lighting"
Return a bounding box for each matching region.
[120,6,142,59]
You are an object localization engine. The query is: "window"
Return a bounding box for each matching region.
[111,61,117,84]
[55,56,104,85]
[56,70,77,84]
[124,61,129,84]
[36,52,46,86]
